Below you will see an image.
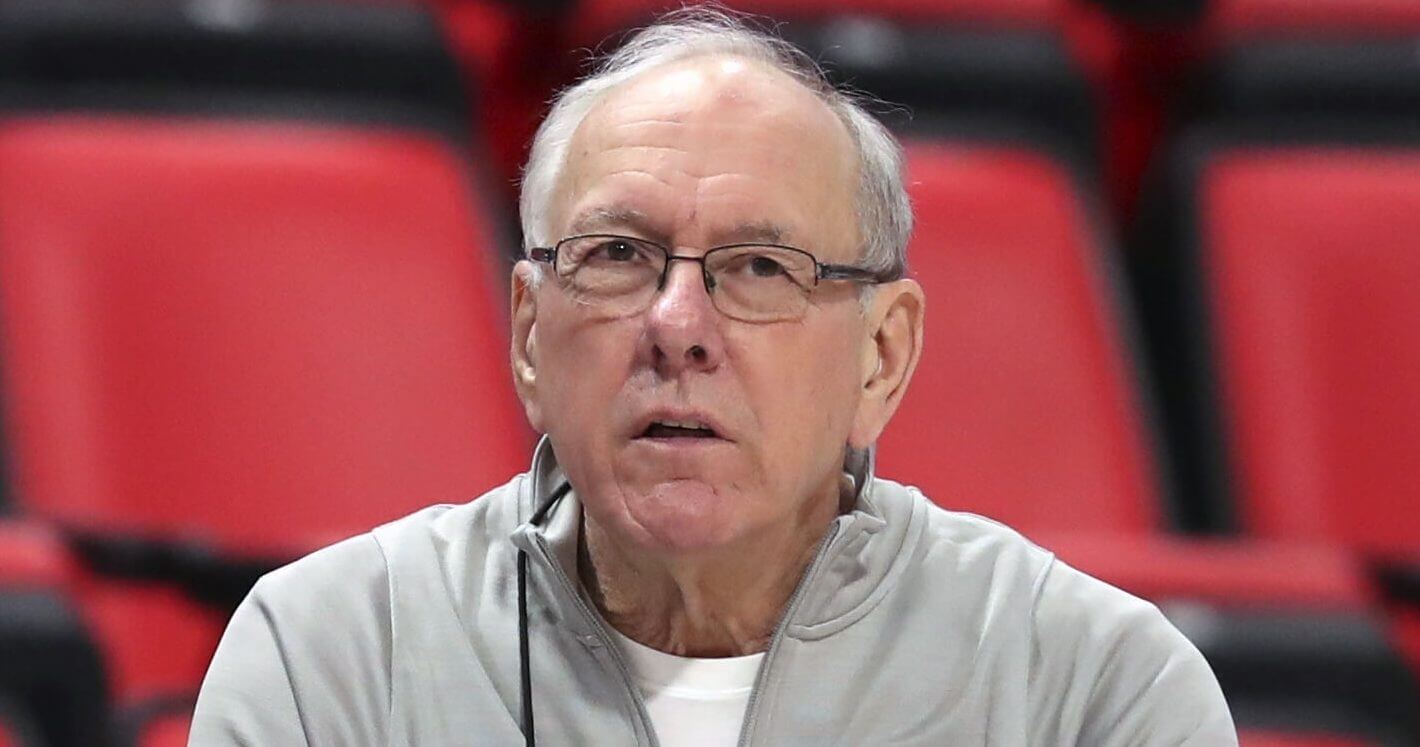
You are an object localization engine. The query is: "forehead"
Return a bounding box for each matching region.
[556,55,860,254]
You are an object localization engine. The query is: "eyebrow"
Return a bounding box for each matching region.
[566,206,792,247]
[720,219,786,246]
[568,206,654,237]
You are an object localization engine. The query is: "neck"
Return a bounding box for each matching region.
[578,477,850,658]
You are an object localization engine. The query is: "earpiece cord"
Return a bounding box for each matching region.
[518,480,573,747]
[517,548,535,747]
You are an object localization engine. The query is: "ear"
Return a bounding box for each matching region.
[510,260,546,433]
[848,279,925,450]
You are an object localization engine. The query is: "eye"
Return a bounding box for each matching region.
[748,255,787,277]
[595,239,639,262]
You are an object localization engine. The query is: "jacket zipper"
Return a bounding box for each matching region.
[521,462,848,747]
[530,533,661,747]
[736,521,843,747]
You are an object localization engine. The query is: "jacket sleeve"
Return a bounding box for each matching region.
[190,584,308,745]
[1029,558,1239,747]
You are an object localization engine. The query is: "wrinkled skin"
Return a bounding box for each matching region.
[510,55,924,654]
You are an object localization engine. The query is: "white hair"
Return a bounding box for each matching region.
[518,7,912,281]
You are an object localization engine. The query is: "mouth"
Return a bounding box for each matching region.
[638,418,721,440]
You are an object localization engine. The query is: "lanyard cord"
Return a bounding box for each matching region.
[518,480,573,747]
[517,549,535,747]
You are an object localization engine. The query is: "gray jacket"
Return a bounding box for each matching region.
[191,440,1237,745]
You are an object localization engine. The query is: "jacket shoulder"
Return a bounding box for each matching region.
[194,475,530,745]
[1030,558,1236,744]
[906,486,1060,587]
[851,481,1060,637]
[256,472,527,642]
[369,472,527,561]
[193,531,395,745]
[887,485,1235,743]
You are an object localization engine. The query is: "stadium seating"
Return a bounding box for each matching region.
[887,132,1418,742]
[554,0,1207,222]
[114,695,194,747]
[0,0,469,129]
[1189,141,1420,562]
[1138,126,1420,551]
[1049,529,1417,741]
[0,0,529,560]
[1126,0,1420,715]
[0,522,110,746]
[0,115,529,563]
[1131,127,1420,738]
[137,717,189,747]
[1195,0,1420,124]
[1210,0,1420,36]
[1131,0,1420,545]
[1239,732,1374,747]
[878,137,1160,532]
[558,0,1096,161]
[0,0,531,739]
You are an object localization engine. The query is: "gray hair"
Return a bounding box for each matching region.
[518,7,912,281]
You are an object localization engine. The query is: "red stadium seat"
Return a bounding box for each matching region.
[75,581,225,703]
[1393,605,1420,683]
[0,520,82,592]
[1041,533,1367,611]
[0,115,531,563]
[0,519,219,702]
[877,139,1160,533]
[1239,731,1374,747]
[137,715,189,747]
[1213,0,1420,37]
[1196,146,1420,564]
[0,522,109,746]
[0,520,221,710]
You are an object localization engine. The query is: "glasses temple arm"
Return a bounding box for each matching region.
[818,263,887,283]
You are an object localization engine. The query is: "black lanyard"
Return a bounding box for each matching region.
[517,480,572,747]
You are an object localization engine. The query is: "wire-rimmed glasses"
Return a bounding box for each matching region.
[528,234,888,322]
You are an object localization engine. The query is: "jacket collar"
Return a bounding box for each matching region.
[510,436,917,637]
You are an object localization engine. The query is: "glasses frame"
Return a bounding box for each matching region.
[528,233,887,300]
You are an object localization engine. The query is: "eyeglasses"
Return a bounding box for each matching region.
[528,234,888,322]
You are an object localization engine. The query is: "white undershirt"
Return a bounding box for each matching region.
[608,626,765,747]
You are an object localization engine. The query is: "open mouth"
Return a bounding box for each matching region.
[639,419,720,439]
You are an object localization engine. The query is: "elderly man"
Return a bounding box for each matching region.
[192,9,1236,746]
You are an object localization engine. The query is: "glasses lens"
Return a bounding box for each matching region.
[557,235,663,309]
[705,245,815,321]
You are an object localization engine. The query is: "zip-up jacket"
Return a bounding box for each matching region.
[191,439,1237,745]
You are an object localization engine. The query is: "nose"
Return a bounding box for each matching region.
[641,258,724,376]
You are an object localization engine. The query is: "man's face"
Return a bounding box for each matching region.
[516,57,873,554]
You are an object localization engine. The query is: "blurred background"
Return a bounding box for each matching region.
[0,0,1416,744]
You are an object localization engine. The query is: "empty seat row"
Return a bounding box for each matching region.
[882,132,1419,744]
[0,1,533,744]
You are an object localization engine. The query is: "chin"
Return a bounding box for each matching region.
[618,479,753,554]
